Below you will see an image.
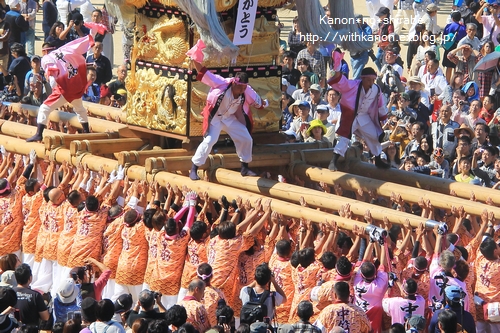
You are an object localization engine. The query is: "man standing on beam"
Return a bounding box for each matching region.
[327,50,390,171]
[188,47,269,181]
[27,35,93,142]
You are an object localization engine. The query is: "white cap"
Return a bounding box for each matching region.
[57,278,78,304]
[8,0,20,8]
[281,78,289,86]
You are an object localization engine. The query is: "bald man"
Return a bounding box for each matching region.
[178,279,211,332]
[108,64,127,96]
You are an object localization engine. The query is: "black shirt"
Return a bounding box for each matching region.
[86,54,112,86]
[13,287,48,326]
[108,80,125,95]
[4,10,28,45]
[126,310,166,327]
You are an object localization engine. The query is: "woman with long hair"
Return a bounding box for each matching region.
[411,29,437,75]
[45,21,72,48]
[382,142,401,168]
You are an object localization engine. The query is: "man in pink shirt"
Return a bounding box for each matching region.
[429,250,469,312]
[382,278,426,325]
[353,261,388,333]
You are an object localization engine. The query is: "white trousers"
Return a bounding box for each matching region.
[37,96,89,126]
[102,279,116,300]
[22,253,34,269]
[31,258,54,294]
[335,119,382,157]
[192,116,252,166]
[160,295,179,310]
[394,9,414,34]
[51,263,67,298]
[112,283,144,304]
[177,288,188,303]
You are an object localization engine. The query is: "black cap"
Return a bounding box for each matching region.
[114,294,133,313]
[72,12,84,22]
[407,90,421,106]
[0,287,17,310]
[376,6,390,16]
[81,297,97,323]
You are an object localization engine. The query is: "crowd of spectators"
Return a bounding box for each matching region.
[0,0,127,113]
[280,0,500,189]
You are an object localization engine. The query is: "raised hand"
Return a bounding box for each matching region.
[116,165,125,181]
[29,149,37,165]
[364,209,373,224]
[263,199,272,213]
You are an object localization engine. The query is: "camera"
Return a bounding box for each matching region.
[73,20,81,26]
[365,224,388,245]
[388,272,398,287]
[71,272,78,281]
[152,291,160,299]
[425,220,448,235]
[218,315,226,325]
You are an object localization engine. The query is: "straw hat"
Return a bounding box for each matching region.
[408,76,425,88]
[454,123,475,139]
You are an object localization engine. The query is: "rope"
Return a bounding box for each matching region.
[215,154,225,169]
[75,152,90,166]
[82,140,92,154]
[49,147,63,162]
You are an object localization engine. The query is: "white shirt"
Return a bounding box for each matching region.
[417,65,444,79]
[292,89,311,102]
[327,103,342,132]
[217,89,243,120]
[356,85,378,127]
[421,71,448,96]
[456,35,481,51]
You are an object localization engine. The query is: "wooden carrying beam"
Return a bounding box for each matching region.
[0,120,65,139]
[0,116,131,139]
[8,101,127,124]
[347,159,500,206]
[113,142,331,166]
[0,134,376,232]
[143,151,294,174]
[290,163,500,220]
[211,169,434,228]
[69,138,147,156]
[115,148,190,166]
[44,133,121,150]
[81,101,127,123]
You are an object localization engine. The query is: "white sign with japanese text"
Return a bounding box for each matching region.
[233,0,258,45]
